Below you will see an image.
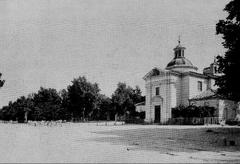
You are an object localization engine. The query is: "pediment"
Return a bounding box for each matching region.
[143,67,168,80]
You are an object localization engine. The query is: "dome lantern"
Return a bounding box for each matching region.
[173,37,186,59]
[166,38,198,72]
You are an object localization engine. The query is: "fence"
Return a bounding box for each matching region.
[203,117,219,125]
[167,117,219,125]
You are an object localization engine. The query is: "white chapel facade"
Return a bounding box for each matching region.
[141,40,233,123]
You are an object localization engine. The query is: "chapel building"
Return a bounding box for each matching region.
[139,40,238,123]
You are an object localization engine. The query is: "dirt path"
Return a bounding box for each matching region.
[93,124,240,162]
[0,123,239,163]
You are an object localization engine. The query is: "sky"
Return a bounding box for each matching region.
[0,0,230,107]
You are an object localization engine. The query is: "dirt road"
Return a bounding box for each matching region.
[0,123,239,163]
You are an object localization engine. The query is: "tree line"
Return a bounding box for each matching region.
[0,0,239,123]
[0,76,144,122]
[215,0,240,101]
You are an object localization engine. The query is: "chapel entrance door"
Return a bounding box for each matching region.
[154,105,161,123]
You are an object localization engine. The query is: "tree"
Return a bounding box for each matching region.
[132,86,144,104]
[0,73,5,88]
[112,82,133,116]
[0,96,34,122]
[33,87,63,120]
[59,89,71,120]
[13,96,34,122]
[112,82,143,117]
[67,76,100,120]
[95,94,113,120]
[5,101,18,121]
[216,0,240,101]
[0,106,10,120]
[59,89,69,109]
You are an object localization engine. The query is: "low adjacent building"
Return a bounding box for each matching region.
[135,102,145,113]
[189,89,238,121]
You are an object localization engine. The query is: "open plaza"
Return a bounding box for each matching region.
[0,122,239,163]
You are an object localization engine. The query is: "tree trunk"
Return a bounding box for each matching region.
[107,112,110,121]
[82,107,85,121]
[24,111,28,123]
[114,113,118,125]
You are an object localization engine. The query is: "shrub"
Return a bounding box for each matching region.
[172,105,217,118]
[125,117,145,124]
[226,120,240,125]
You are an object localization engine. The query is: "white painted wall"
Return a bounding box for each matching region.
[181,75,189,106]
[189,76,208,99]
[168,67,197,73]
[170,78,177,108]
[144,68,220,123]
[144,72,177,123]
[136,105,145,112]
[209,79,218,90]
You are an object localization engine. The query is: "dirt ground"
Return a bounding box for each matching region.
[0,122,239,163]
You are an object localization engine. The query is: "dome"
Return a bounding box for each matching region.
[166,57,198,72]
[166,57,194,68]
[165,40,198,72]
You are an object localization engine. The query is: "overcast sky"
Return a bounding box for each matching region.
[0,0,229,107]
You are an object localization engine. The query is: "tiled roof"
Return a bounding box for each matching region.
[135,101,145,106]
[182,71,218,79]
[143,67,218,80]
[143,67,181,80]
[190,89,221,100]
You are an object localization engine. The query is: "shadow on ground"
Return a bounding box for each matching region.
[91,126,240,153]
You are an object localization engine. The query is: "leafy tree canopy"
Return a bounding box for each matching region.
[0,73,5,88]
[0,96,34,122]
[112,82,143,116]
[67,76,100,119]
[33,87,63,120]
[216,0,240,101]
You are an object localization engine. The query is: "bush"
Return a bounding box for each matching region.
[226,120,240,125]
[167,117,204,125]
[139,111,145,120]
[125,117,145,124]
[172,105,217,118]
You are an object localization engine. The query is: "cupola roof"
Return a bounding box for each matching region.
[166,38,198,72]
